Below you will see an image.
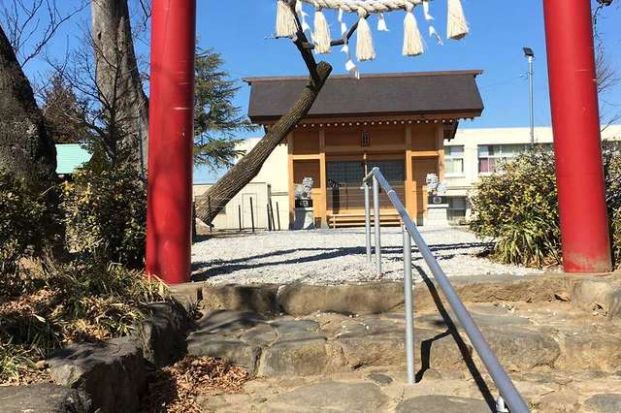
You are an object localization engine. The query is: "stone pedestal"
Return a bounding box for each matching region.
[425,204,450,228]
[293,207,315,230]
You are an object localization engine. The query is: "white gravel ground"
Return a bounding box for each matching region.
[191,227,542,285]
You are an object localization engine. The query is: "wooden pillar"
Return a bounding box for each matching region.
[436,125,446,181]
[319,129,327,228]
[404,126,415,217]
[287,133,295,229]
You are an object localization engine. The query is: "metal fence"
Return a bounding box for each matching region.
[362,167,529,413]
[192,193,283,238]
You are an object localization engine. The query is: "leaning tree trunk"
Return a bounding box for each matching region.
[0,23,57,185]
[196,62,332,224]
[91,0,149,169]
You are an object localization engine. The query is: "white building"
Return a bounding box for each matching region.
[443,125,621,221]
[194,125,621,230]
[193,139,290,231]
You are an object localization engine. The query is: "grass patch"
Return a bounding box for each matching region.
[0,259,168,384]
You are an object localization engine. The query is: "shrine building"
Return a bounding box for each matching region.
[242,70,484,228]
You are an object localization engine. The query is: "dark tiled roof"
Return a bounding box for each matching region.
[245,70,484,123]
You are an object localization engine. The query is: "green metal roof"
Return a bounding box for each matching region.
[56,144,92,175]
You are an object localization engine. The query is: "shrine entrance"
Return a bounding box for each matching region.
[327,158,405,223]
[146,0,614,284]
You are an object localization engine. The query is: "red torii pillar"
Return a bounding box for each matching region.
[146,0,196,284]
[543,0,612,273]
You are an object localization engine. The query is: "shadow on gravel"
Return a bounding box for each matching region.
[413,265,497,411]
[191,242,490,281]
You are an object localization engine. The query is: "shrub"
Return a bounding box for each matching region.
[469,149,561,267]
[62,165,146,268]
[0,172,54,268]
[470,145,621,268]
[0,259,168,383]
[604,144,621,265]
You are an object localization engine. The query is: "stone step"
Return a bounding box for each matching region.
[172,274,576,317]
[182,275,621,412]
[186,301,621,380]
[327,213,402,228]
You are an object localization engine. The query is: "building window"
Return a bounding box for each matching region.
[327,161,364,186]
[478,144,526,174]
[366,160,405,184]
[448,197,467,222]
[445,145,464,176]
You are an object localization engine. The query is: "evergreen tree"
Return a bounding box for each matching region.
[41,74,90,144]
[193,48,255,169]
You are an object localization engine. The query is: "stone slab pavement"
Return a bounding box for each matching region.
[188,298,621,413]
[197,367,621,413]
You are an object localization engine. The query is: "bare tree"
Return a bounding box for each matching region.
[596,47,618,95]
[595,40,621,131]
[91,0,149,170]
[47,35,143,169]
[0,0,87,67]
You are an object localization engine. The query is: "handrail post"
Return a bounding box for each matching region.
[403,225,415,385]
[372,175,382,275]
[362,169,530,413]
[364,182,372,262]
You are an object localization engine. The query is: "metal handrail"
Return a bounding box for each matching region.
[362,167,529,413]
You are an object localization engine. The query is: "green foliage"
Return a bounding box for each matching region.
[470,144,621,268]
[604,144,621,264]
[470,149,561,266]
[61,165,146,268]
[193,48,255,169]
[0,259,168,383]
[0,172,54,267]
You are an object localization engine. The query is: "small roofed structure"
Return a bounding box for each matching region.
[245,70,484,228]
[56,144,92,178]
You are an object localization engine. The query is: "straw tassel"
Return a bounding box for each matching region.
[447,0,469,40]
[314,8,332,54]
[403,4,424,56]
[355,10,375,61]
[276,0,298,38]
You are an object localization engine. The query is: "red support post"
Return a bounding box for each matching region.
[543,0,612,273]
[146,0,196,284]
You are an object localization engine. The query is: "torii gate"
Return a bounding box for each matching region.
[145,0,612,285]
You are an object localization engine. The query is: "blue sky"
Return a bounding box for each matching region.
[21,1,621,182]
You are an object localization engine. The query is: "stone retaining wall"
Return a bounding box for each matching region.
[2,301,191,413]
[171,274,581,317]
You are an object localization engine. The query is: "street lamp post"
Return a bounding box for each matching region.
[523,47,535,145]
